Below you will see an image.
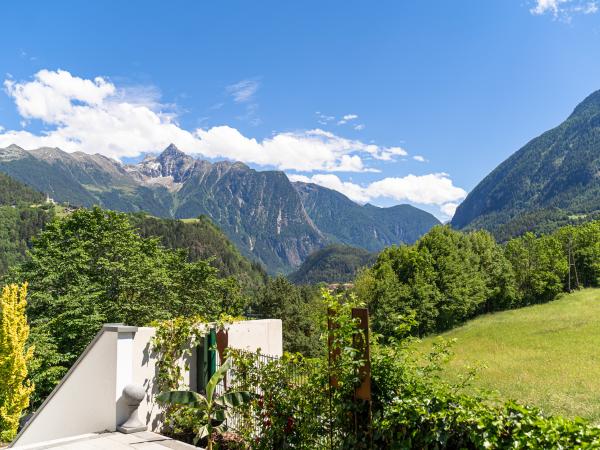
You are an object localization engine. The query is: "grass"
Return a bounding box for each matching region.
[416,288,600,421]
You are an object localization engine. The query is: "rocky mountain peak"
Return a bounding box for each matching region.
[134,144,196,183]
[159,143,187,160]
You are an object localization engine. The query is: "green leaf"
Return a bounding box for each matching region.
[194,424,210,444]
[217,391,252,408]
[156,390,207,408]
[206,357,232,402]
[211,408,227,422]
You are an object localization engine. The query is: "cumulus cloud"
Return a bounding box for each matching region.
[530,0,598,18]
[413,155,426,162]
[226,79,259,103]
[0,70,409,172]
[354,124,365,131]
[288,173,466,219]
[289,173,372,203]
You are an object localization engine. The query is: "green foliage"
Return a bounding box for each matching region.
[0,173,53,278]
[357,226,518,337]
[0,172,46,206]
[251,277,324,356]
[505,232,568,304]
[229,290,368,449]
[554,221,600,287]
[357,221,599,338]
[151,316,206,394]
[0,205,53,277]
[288,244,375,285]
[0,283,34,442]
[130,213,267,295]
[157,358,251,450]
[376,388,600,449]
[15,207,245,406]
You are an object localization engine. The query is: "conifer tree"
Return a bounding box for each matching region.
[0,283,34,442]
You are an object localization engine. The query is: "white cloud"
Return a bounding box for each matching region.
[289,172,466,218]
[288,173,372,203]
[530,0,598,18]
[440,202,459,218]
[0,70,409,172]
[413,155,426,162]
[354,124,365,131]
[338,114,358,125]
[226,79,259,103]
[315,112,335,125]
[367,173,466,205]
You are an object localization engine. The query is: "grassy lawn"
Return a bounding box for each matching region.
[417,288,600,421]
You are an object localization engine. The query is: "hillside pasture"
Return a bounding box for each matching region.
[417,289,600,421]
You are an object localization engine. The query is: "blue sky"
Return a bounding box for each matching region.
[1,0,600,220]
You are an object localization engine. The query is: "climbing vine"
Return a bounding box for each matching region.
[150,314,244,437]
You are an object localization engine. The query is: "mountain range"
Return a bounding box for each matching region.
[452,89,600,239]
[0,144,440,272]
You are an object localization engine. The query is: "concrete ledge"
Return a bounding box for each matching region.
[103,324,139,333]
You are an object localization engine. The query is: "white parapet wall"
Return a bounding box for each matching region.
[11,319,282,448]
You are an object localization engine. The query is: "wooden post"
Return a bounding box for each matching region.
[352,307,372,448]
[327,307,340,450]
[216,328,229,389]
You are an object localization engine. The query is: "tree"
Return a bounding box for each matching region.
[0,283,34,442]
[252,277,323,356]
[505,233,568,304]
[16,207,245,405]
[555,222,600,288]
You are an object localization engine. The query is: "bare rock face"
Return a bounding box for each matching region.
[134,144,196,183]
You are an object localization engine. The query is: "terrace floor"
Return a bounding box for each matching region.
[10,431,198,450]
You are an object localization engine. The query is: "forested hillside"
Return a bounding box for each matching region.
[0,174,53,276]
[130,214,267,293]
[294,182,439,251]
[452,90,600,238]
[0,172,46,205]
[0,172,266,291]
[288,244,375,284]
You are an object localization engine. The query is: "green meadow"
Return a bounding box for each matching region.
[417,289,600,421]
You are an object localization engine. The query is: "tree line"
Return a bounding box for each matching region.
[355,221,600,339]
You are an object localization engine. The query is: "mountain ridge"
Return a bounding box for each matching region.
[452,89,600,238]
[0,143,440,272]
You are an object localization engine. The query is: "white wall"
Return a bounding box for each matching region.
[228,319,283,357]
[11,319,282,447]
[12,329,119,446]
